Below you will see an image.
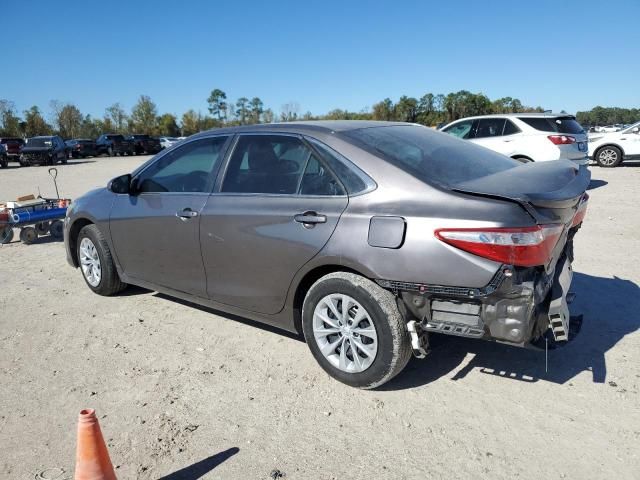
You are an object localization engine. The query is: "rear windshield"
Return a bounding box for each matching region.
[26,137,53,147]
[519,116,585,134]
[1,138,23,144]
[342,125,518,186]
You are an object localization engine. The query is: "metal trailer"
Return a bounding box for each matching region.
[0,168,71,245]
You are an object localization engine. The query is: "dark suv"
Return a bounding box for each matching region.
[126,134,162,155]
[96,134,134,157]
[0,137,25,161]
[20,136,68,166]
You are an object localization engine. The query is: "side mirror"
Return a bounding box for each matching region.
[108,173,132,194]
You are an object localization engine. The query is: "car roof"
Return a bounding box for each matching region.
[191,120,410,138]
[448,113,575,122]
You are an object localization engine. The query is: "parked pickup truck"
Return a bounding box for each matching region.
[65,139,98,158]
[95,134,134,157]
[0,137,25,161]
[126,134,162,155]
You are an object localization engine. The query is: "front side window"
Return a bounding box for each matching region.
[443,120,474,139]
[135,136,228,193]
[221,135,344,195]
[475,118,506,138]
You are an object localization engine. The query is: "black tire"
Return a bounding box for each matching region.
[19,226,38,244]
[0,157,7,168]
[77,224,127,296]
[61,156,68,164]
[35,222,50,236]
[302,272,412,389]
[0,226,14,244]
[49,220,64,239]
[19,154,28,167]
[595,146,623,168]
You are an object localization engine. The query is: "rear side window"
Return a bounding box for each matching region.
[222,135,344,196]
[306,138,375,195]
[343,125,517,186]
[475,118,506,138]
[503,120,520,135]
[519,117,584,134]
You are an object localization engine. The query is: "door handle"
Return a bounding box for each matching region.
[176,208,199,221]
[294,211,327,225]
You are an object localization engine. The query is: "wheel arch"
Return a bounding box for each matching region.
[290,263,371,336]
[595,143,625,158]
[67,217,94,267]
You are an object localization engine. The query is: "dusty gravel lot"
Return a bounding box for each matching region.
[1,156,639,479]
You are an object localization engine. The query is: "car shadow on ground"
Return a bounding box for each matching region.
[380,272,640,391]
[158,447,239,479]
[587,179,608,190]
[153,293,304,342]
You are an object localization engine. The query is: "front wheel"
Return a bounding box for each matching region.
[302,272,412,389]
[77,224,127,295]
[596,146,622,167]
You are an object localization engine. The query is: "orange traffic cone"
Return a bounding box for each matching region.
[74,409,117,480]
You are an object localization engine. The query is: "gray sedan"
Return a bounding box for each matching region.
[64,121,590,388]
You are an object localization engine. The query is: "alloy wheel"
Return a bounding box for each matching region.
[79,237,102,287]
[599,148,618,166]
[312,293,378,373]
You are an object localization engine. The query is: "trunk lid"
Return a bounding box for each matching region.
[453,160,590,272]
[453,160,590,224]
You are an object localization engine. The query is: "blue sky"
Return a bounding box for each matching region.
[4,0,639,119]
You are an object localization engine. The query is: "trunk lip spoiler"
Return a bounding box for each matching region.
[452,162,591,210]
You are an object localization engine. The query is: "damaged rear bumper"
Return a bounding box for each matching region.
[378,249,580,348]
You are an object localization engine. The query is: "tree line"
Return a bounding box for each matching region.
[575,106,640,126]
[0,89,636,139]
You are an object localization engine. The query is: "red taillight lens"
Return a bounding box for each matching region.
[571,193,589,227]
[435,225,564,267]
[548,135,576,145]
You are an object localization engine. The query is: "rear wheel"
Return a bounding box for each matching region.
[77,224,126,295]
[19,227,38,244]
[302,272,412,389]
[596,146,622,167]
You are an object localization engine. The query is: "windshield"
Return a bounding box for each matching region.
[1,138,23,144]
[26,137,53,147]
[342,125,518,186]
[107,135,125,141]
[623,121,640,133]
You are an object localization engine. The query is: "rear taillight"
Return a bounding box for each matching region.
[571,193,589,227]
[435,224,564,267]
[548,135,576,145]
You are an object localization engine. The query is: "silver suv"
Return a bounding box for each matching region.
[64,121,590,388]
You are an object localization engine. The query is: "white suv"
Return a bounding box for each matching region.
[441,113,589,165]
[588,121,640,167]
